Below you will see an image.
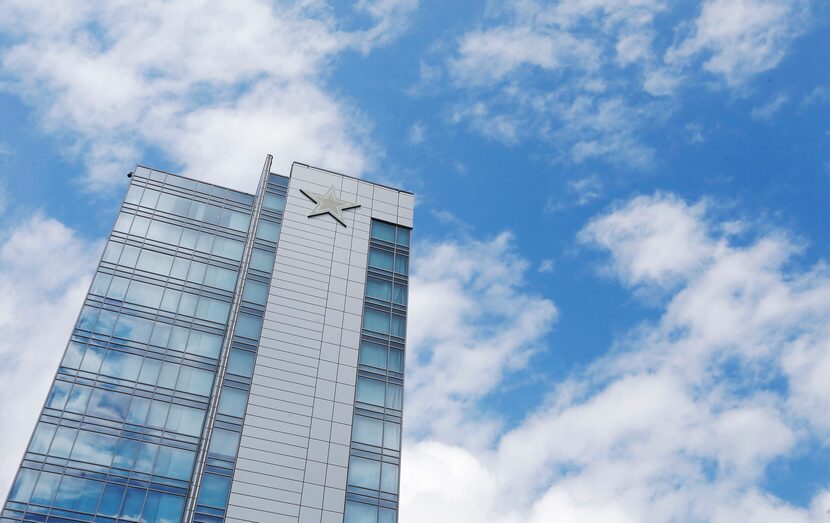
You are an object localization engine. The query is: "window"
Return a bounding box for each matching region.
[133,442,159,473]
[396,227,410,247]
[383,421,401,450]
[388,349,404,373]
[197,474,231,508]
[53,475,104,513]
[46,381,71,410]
[381,462,399,493]
[185,330,222,358]
[249,249,275,272]
[345,501,378,523]
[366,278,392,302]
[100,350,143,381]
[352,415,383,447]
[212,236,244,261]
[97,484,124,516]
[175,366,214,396]
[235,313,263,339]
[62,342,86,368]
[208,428,240,459]
[359,340,388,369]
[363,308,390,335]
[262,192,286,212]
[392,283,407,305]
[70,430,117,466]
[154,446,195,480]
[113,314,154,343]
[120,487,146,520]
[394,254,408,275]
[391,315,406,338]
[79,345,105,373]
[65,384,92,414]
[30,471,60,505]
[113,438,139,469]
[29,423,57,454]
[347,456,380,490]
[8,469,39,503]
[242,279,269,305]
[204,265,238,291]
[195,296,231,324]
[49,427,77,458]
[218,387,248,417]
[255,219,281,242]
[142,491,185,523]
[227,349,255,377]
[355,377,385,407]
[371,221,395,243]
[386,383,403,410]
[87,389,131,422]
[368,248,393,271]
[165,404,205,437]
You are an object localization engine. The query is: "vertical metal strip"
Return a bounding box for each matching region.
[183,154,273,522]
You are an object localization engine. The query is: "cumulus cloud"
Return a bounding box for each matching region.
[401,192,830,522]
[0,215,100,497]
[0,0,417,192]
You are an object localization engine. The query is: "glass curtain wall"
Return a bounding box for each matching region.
[343,220,410,523]
[2,168,254,523]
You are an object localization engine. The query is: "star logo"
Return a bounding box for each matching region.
[300,187,360,227]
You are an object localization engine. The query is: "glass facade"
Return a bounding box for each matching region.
[3,159,412,523]
[343,221,409,523]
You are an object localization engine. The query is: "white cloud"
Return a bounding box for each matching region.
[752,92,791,121]
[0,0,417,193]
[0,215,100,497]
[407,121,426,145]
[538,259,555,273]
[402,192,830,522]
[668,0,810,88]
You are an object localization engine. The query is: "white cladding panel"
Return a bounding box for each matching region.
[226,165,410,523]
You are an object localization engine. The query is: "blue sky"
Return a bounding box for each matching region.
[1,1,830,521]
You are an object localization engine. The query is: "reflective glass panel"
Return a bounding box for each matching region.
[371,221,395,242]
[359,341,387,369]
[368,248,393,271]
[381,462,399,493]
[208,428,240,459]
[347,456,380,490]
[218,387,248,417]
[366,278,392,302]
[344,501,377,523]
[197,474,231,508]
[363,309,390,335]
[356,377,385,407]
[227,349,255,377]
[352,415,383,447]
[249,249,275,272]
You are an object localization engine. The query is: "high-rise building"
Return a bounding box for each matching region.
[2,156,412,523]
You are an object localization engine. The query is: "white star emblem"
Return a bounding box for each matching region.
[300,187,360,227]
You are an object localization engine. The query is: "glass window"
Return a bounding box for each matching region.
[381,462,399,493]
[241,279,269,305]
[394,254,408,275]
[178,292,198,317]
[212,236,244,261]
[62,341,86,368]
[134,442,159,473]
[150,323,172,347]
[249,248,275,272]
[100,350,143,381]
[208,428,240,459]
[196,232,214,253]
[70,430,117,466]
[87,389,131,422]
[218,387,248,417]
[142,491,185,523]
[30,471,61,506]
[197,473,231,508]
[126,281,164,309]
[114,212,133,233]
[189,201,207,221]
[368,248,393,271]
[352,415,383,447]
[235,313,262,339]
[366,278,392,302]
[49,427,77,458]
[363,308,390,335]
[228,210,251,232]
[167,326,189,352]
[125,185,143,204]
[107,276,129,300]
[90,272,112,296]
[127,397,150,425]
[227,349,255,377]
[130,216,150,237]
[147,220,182,245]
[77,305,99,331]
[344,501,378,523]
[113,315,155,344]
[46,381,71,410]
[180,227,198,249]
[154,446,195,480]
[138,358,161,385]
[157,193,190,217]
[160,288,181,312]
[186,330,222,358]
[29,423,57,454]
[187,260,207,284]
[147,401,170,429]
[195,296,231,324]
[140,188,161,208]
[118,245,139,268]
[359,341,387,369]
[396,227,410,247]
[255,219,281,242]
[176,366,214,396]
[166,404,205,437]
[391,315,406,338]
[120,487,146,521]
[386,383,403,410]
[347,456,380,490]
[392,283,407,305]
[46,474,100,512]
[65,384,92,414]
[157,362,180,388]
[95,309,119,335]
[262,192,286,212]
[388,349,404,373]
[371,221,395,242]
[384,421,401,450]
[379,507,397,523]
[8,469,39,503]
[204,266,238,291]
[102,241,123,263]
[137,250,174,276]
[112,438,139,469]
[355,377,385,407]
[98,484,125,516]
